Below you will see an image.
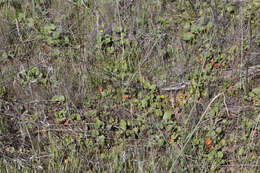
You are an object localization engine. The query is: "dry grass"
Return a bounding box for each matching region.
[0,0,259,172]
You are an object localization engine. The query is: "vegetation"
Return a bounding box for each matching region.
[0,0,259,172]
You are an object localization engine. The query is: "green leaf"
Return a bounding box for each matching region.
[182,32,194,41]
[100,153,106,159]
[53,30,61,39]
[18,12,24,21]
[250,86,260,105]
[143,80,150,89]
[216,127,222,134]
[217,151,224,159]
[88,110,97,116]
[136,116,144,126]
[53,48,60,55]
[97,135,105,145]
[191,25,199,33]
[120,120,127,131]
[155,109,163,117]
[72,113,81,121]
[183,22,190,30]
[167,124,174,131]
[51,95,65,102]
[238,148,245,156]
[149,84,157,91]
[94,118,104,129]
[158,138,165,147]
[44,24,56,34]
[64,36,69,44]
[252,87,260,98]
[163,111,172,121]
[91,130,99,137]
[114,26,122,33]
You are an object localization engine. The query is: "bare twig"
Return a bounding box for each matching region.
[223,94,230,117]
[161,82,190,91]
[15,18,23,43]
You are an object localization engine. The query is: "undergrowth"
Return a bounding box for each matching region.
[0,0,259,172]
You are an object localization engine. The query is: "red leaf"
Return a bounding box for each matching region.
[123,95,129,100]
[205,138,212,146]
[98,87,103,92]
[213,63,220,68]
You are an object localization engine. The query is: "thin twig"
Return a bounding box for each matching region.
[223,94,230,117]
[239,3,244,90]
[161,82,190,91]
[15,18,23,43]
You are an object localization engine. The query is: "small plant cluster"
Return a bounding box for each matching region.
[0,0,259,172]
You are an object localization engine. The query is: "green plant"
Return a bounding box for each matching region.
[1,0,260,172]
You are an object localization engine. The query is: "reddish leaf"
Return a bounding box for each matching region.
[205,138,212,146]
[253,129,258,137]
[213,63,220,68]
[123,95,129,100]
[64,120,69,126]
[98,87,103,92]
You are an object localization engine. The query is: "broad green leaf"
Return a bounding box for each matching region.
[18,12,24,21]
[94,118,104,129]
[120,120,127,131]
[184,22,190,30]
[158,138,165,147]
[217,151,224,159]
[191,25,199,33]
[216,127,222,134]
[44,24,56,34]
[238,148,245,155]
[143,80,150,89]
[2,52,7,58]
[149,84,156,91]
[182,32,194,41]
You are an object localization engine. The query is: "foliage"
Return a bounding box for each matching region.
[0,0,259,172]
